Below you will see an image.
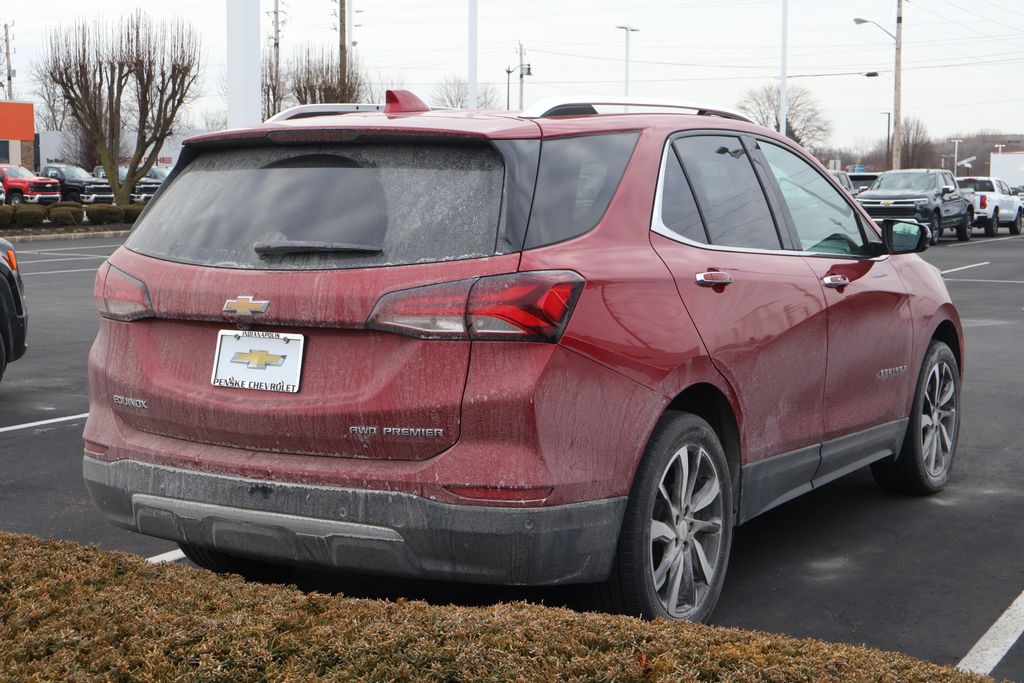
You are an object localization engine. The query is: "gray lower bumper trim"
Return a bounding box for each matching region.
[84,456,626,586]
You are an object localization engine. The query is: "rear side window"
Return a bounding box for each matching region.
[524,132,639,249]
[673,135,781,250]
[958,178,993,192]
[126,143,505,270]
[659,147,708,244]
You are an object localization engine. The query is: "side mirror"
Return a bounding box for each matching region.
[882,219,929,254]
[941,185,956,195]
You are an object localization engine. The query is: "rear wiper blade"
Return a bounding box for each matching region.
[254,240,383,258]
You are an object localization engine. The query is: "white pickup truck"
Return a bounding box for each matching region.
[956,176,1023,236]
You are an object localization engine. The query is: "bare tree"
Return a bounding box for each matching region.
[289,47,366,105]
[737,83,832,149]
[35,12,202,205]
[33,78,71,131]
[900,117,938,169]
[432,75,499,109]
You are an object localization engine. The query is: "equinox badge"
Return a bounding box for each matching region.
[223,295,270,317]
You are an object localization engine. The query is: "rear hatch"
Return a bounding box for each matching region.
[102,137,532,460]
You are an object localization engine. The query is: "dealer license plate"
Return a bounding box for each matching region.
[211,330,304,393]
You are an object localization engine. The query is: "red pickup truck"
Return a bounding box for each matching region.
[0,164,61,205]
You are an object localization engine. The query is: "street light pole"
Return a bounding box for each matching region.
[882,112,891,168]
[854,1,903,169]
[615,25,638,96]
[951,138,963,170]
[779,0,788,136]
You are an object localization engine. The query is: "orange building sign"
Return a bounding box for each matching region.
[0,102,35,141]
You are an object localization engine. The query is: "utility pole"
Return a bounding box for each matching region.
[779,0,788,136]
[615,25,638,96]
[892,0,903,169]
[338,0,347,93]
[518,41,525,109]
[882,112,891,168]
[3,23,12,100]
[272,0,281,114]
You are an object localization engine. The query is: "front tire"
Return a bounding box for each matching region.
[929,212,942,245]
[65,191,81,203]
[871,341,960,494]
[8,191,22,206]
[602,412,733,622]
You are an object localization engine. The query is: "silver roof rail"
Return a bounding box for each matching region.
[519,96,752,123]
[265,102,385,123]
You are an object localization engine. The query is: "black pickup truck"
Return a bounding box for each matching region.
[855,168,973,244]
[92,166,162,203]
[0,239,27,384]
[40,164,114,204]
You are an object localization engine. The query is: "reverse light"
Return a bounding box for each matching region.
[95,262,155,321]
[2,248,16,271]
[367,271,585,342]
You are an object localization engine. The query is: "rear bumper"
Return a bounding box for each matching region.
[83,455,626,586]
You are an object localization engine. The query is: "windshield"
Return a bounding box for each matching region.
[127,143,506,270]
[5,167,35,179]
[956,178,993,192]
[871,173,937,192]
[63,166,94,180]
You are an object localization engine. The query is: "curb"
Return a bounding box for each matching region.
[0,230,131,244]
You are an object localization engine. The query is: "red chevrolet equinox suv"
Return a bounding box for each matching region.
[84,91,964,622]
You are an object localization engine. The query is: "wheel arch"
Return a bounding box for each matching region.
[931,316,962,376]
[665,382,742,516]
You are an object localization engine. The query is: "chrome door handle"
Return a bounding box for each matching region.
[822,274,850,288]
[695,271,733,287]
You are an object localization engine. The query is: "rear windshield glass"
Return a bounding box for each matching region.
[956,178,994,192]
[126,144,505,270]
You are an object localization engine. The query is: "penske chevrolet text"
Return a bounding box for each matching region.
[84,91,965,622]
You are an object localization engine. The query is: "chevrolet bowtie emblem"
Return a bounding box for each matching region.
[231,349,286,370]
[223,296,269,317]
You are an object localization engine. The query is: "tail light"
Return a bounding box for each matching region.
[368,271,585,342]
[980,194,987,209]
[94,262,155,321]
[2,248,16,271]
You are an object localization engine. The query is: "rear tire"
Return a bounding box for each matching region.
[0,334,7,384]
[595,412,733,622]
[179,543,292,582]
[871,341,960,494]
[985,209,998,237]
[1010,210,1022,236]
[955,209,971,241]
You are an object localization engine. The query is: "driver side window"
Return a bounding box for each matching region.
[759,141,871,256]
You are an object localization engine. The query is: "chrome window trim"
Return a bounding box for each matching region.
[650,134,888,262]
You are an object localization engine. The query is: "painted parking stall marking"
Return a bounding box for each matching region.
[147,549,186,565]
[0,413,89,434]
[957,589,1024,675]
[940,262,989,275]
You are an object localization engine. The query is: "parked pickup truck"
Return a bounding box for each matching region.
[856,168,973,244]
[956,176,1022,236]
[0,164,62,206]
[93,166,162,203]
[40,164,114,204]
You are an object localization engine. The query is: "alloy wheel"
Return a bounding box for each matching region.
[649,444,724,619]
[921,360,957,479]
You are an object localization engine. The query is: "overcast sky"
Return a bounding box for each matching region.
[6,0,1024,152]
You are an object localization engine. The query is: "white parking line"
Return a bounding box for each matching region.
[941,262,990,275]
[958,589,1024,675]
[147,549,187,565]
[947,235,1023,247]
[0,412,89,434]
[20,267,100,276]
[19,244,121,253]
[944,278,1024,285]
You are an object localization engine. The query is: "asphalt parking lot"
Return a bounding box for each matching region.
[0,233,1021,679]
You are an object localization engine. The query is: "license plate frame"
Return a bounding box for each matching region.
[211,329,305,393]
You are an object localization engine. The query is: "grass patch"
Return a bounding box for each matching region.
[0,532,991,682]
